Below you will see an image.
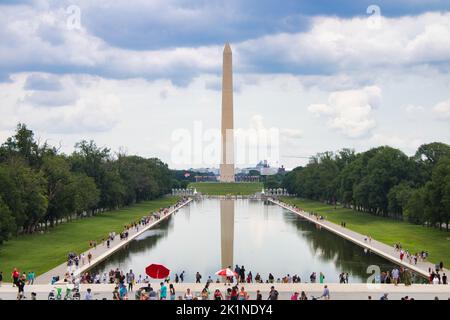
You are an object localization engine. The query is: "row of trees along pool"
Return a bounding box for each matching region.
[0,124,181,244]
[282,143,450,231]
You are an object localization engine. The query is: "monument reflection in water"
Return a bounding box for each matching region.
[220,199,234,269]
[91,199,420,283]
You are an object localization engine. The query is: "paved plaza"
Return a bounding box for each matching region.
[0,282,449,300]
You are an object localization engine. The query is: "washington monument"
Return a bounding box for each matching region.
[220,43,235,182]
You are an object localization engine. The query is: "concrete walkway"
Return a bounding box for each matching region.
[270,199,448,279]
[35,198,193,284]
[1,282,449,300]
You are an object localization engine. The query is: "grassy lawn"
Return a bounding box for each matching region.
[0,197,179,276]
[281,197,450,267]
[188,182,263,195]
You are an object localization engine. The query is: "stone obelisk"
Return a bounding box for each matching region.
[220,43,235,182]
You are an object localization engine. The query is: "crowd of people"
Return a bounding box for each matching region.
[3,263,449,300]
[392,243,446,284]
[112,279,331,301]
[54,260,447,291]
[394,243,431,265]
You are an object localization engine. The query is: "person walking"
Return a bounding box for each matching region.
[403,269,412,286]
[195,272,202,283]
[16,277,25,300]
[11,268,19,287]
[267,286,279,300]
[180,271,185,283]
[319,272,325,284]
[169,284,176,300]
[127,269,135,292]
[234,265,241,282]
[119,283,128,300]
[247,271,253,283]
[392,268,400,286]
[240,265,246,283]
[159,282,167,300]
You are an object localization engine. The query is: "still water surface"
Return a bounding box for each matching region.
[92,199,401,283]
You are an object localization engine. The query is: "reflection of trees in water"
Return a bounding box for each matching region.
[282,211,396,279]
[91,217,174,273]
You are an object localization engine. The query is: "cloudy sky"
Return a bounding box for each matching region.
[1,0,450,169]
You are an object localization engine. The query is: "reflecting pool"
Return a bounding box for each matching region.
[91,199,410,283]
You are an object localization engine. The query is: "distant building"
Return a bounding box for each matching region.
[238,160,284,176]
[189,167,219,175]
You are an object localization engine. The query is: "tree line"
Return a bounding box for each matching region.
[282,143,450,231]
[0,124,176,244]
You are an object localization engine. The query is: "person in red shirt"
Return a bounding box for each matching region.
[12,268,19,287]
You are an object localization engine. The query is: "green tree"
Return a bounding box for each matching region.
[68,173,100,217]
[0,196,15,244]
[41,155,73,226]
[388,183,413,218]
[0,162,47,233]
[404,188,426,224]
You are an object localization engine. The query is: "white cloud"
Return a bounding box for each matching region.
[0,71,449,169]
[433,99,450,119]
[280,128,302,140]
[402,104,425,114]
[307,86,381,138]
[365,133,423,156]
[18,93,121,134]
[21,73,80,107]
[237,12,450,72]
[0,5,221,81]
[308,104,333,116]
[1,6,450,82]
[0,73,122,134]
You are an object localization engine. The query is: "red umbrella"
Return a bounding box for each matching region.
[215,268,238,278]
[145,264,170,279]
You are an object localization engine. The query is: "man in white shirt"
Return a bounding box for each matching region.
[84,288,93,300]
[432,275,440,284]
[392,268,400,285]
